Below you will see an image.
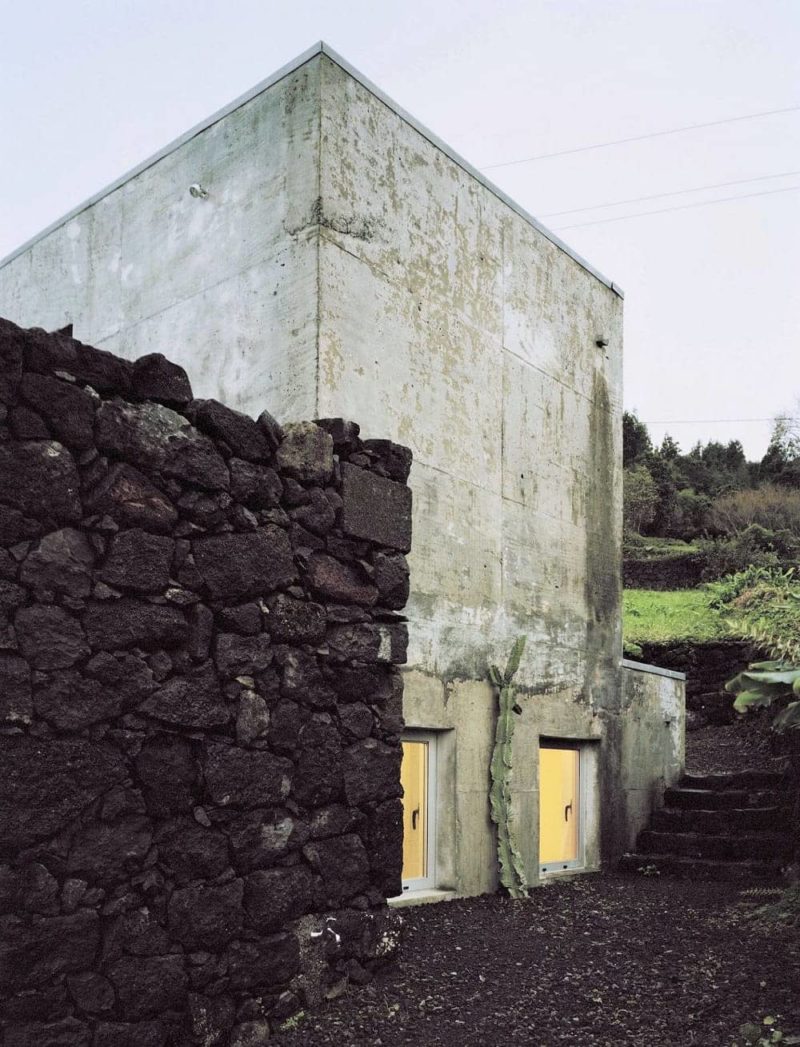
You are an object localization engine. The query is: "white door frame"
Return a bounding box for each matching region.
[400,730,438,893]
[539,740,585,876]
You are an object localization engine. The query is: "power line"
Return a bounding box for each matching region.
[540,170,800,218]
[647,418,787,425]
[482,104,800,170]
[552,184,800,229]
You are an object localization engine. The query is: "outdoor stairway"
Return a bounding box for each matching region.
[620,770,794,881]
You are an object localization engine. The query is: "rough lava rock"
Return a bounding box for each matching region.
[139,661,230,727]
[0,654,32,726]
[190,399,272,463]
[0,736,126,852]
[99,529,174,594]
[19,372,96,450]
[193,527,296,601]
[84,599,188,650]
[131,353,193,406]
[20,527,94,596]
[340,462,412,552]
[0,441,82,523]
[14,605,89,669]
[96,399,229,491]
[84,462,178,533]
[275,422,334,485]
[204,744,292,808]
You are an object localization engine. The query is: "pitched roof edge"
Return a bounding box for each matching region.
[1,40,623,298]
[318,43,623,298]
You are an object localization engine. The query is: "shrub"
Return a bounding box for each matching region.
[623,465,657,533]
[708,484,800,537]
[670,488,713,538]
[699,524,799,581]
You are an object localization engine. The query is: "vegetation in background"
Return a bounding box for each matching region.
[715,571,800,926]
[710,567,800,665]
[699,524,800,581]
[488,636,529,899]
[622,408,800,546]
[709,567,800,731]
[708,486,800,538]
[622,464,658,533]
[622,410,800,590]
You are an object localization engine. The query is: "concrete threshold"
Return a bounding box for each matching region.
[388,889,458,908]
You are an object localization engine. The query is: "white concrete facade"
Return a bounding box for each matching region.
[0,44,683,897]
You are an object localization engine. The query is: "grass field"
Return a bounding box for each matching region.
[623,588,735,645]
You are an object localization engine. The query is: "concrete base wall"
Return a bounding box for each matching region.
[611,661,686,854]
[404,662,684,896]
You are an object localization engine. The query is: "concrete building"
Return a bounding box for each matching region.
[0,43,684,900]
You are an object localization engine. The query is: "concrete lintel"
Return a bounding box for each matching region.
[0,41,623,299]
[622,658,686,681]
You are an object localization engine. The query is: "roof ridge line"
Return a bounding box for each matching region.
[1,40,623,297]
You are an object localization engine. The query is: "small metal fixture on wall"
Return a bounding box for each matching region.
[188,183,209,199]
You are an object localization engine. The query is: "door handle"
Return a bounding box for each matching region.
[412,808,419,830]
[564,803,573,822]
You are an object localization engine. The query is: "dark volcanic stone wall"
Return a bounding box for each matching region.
[622,552,706,590]
[631,640,759,725]
[0,319,412,1047]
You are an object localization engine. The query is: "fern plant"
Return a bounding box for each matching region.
[711,568,800,730]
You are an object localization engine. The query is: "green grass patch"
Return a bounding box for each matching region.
[623,588,735,645]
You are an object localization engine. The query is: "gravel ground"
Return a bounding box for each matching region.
[274,876,799,1047]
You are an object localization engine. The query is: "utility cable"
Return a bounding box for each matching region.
[647,418,790,425]
[552,184,800,229]
[540,170,800,218]
[483,104,800,170]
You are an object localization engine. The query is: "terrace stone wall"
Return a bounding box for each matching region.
[631,640,758,725]
[0,318,411,1047]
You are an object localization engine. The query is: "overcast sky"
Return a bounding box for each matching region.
[1,0,798,459]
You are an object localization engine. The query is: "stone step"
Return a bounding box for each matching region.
[681,770,790,792]
[651,805,787,835]
[664,787,789,811]
[637,829,792,862]
[619,852,784,882]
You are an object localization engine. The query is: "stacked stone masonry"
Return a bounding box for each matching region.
[0,318,412,1047]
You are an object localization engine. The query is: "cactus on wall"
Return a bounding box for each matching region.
[488,636,529,899]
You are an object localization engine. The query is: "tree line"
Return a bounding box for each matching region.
[623,409,800,574]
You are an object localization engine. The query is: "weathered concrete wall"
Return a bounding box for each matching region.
[312,57,623,893]
[0,319,410,1045]
[613,661,686,853]
[0,45,678,898]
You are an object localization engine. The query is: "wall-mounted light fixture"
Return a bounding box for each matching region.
[189,183,209,199]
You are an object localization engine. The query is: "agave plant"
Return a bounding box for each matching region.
[725,660,800,731]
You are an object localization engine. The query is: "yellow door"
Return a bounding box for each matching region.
[539,746,580,867]
[401,740,428,882]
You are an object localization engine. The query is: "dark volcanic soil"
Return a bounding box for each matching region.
[686,717,779,776]
[274,877,799,1047]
